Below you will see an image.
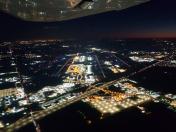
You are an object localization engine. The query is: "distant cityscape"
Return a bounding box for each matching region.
[0,39,176,132]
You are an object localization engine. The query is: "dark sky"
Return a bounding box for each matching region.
[0,0,176,40]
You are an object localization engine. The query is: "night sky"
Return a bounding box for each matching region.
[0,0,176,41]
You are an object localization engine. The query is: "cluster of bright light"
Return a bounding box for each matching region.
[170,100,176,108]
[129,56,155,63]
[90,99,120,114]
[88,94,151,114]
[65,55,96,84]
[117,95,151,109]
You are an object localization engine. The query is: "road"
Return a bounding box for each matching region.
[113,54,131,67]
[95,55,106,78]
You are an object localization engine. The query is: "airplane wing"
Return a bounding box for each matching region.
[0,0,150,22]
